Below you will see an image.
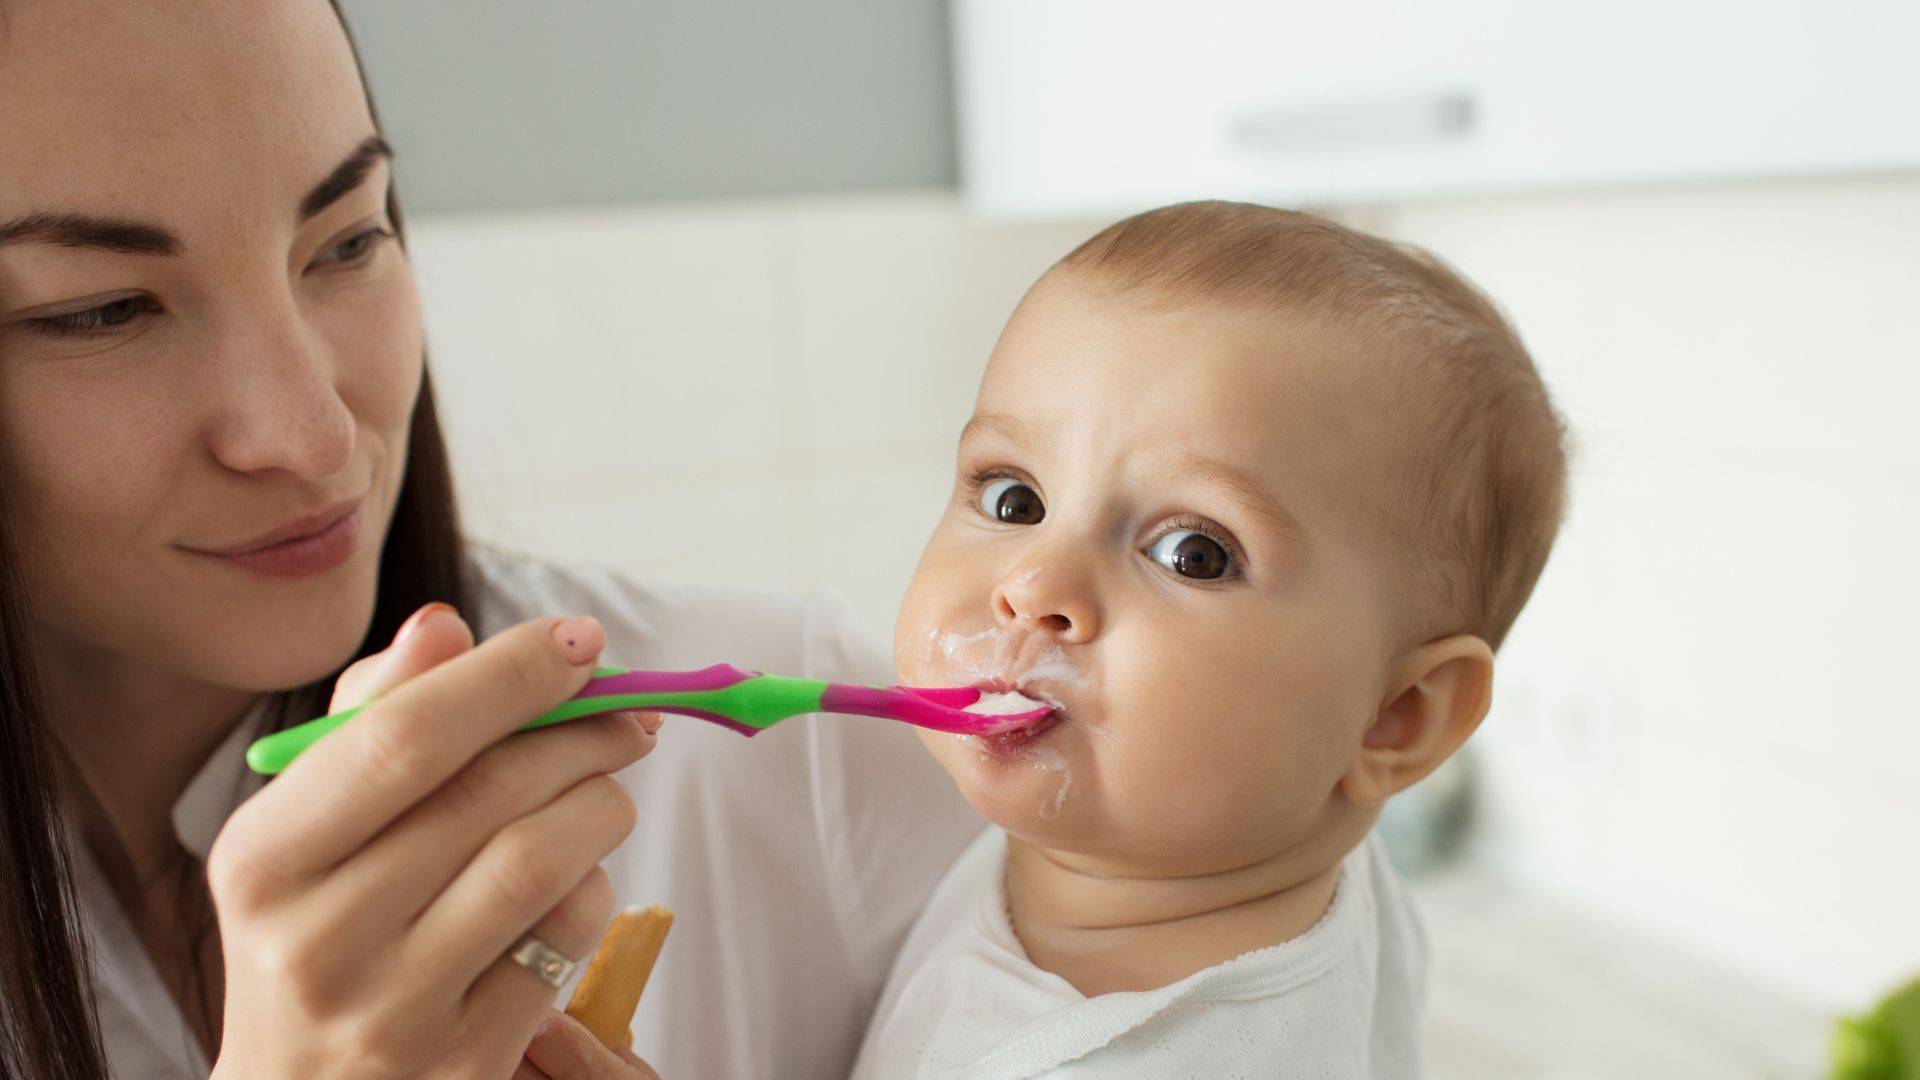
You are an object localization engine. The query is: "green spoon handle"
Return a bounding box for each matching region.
[245,664,823,775]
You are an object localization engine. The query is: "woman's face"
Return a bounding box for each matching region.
[0,0,422,693]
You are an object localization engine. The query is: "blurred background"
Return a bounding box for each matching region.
[339,2,1919,1075]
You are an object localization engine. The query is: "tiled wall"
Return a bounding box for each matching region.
[407,181,1920,1009]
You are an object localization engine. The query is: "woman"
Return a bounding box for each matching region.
[0,2,979,1077]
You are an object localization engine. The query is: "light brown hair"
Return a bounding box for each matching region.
[1058,200,1568,649]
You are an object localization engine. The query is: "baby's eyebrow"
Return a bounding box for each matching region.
[1176,453,1310,546]
[958,411,1036,449]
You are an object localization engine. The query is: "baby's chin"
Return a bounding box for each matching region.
[921,727,1088,841]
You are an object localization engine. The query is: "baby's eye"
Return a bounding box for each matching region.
[977,477,1044,525]
[1146,530,1233,580]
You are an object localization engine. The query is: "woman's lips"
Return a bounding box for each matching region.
[194,500,363,580]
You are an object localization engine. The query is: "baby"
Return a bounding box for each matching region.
[850,201,1568,1079]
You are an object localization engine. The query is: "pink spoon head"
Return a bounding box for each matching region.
[822,684,1051,735]
[897,685,987,709]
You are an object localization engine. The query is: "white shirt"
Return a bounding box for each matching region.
[851,828,1428,1080]
[71,549,982,1080]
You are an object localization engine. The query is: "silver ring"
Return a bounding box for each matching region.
[507,933,577,988]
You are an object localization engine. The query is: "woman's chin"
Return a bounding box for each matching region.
[184,584,380,694]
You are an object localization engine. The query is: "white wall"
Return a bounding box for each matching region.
[409,192,1095,638]
[1377,177,1920,1009]
[408,179,1920,1010]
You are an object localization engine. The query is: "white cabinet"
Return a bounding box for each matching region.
[953,0,1920,218]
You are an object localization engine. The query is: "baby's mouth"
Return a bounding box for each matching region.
[976,715,1062,758]
[967,678,1066,758]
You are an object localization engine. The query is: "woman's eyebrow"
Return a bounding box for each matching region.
[0,137,394,256]
[299,135,393,221]
[0,213,181,256]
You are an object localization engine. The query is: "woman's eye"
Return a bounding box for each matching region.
[27,296,161,338]
[977,477,1045,525]
[1146,530,1234,580]
[316,227,391,268]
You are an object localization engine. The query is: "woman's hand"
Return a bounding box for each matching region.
[514,1010,664,1080]
[205,604,659,1079]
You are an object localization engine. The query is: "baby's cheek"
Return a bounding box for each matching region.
[1101,727,1281,863]
[915,728,963,776]
[891,628,932,685]
[892,577,963,679]
[1095,685,1350,870]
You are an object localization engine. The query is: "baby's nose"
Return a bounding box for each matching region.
[992,564,1098,643]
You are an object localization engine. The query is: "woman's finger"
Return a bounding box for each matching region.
[320,710,651,936]
[424,772,637,991]
[460,862,619,1068]
[221,614,609,886]
[613,1044,663,1079]
[328,602,473,712]
[522,862,617,983]
[523,1011,665,1080]
[464,863,615,1024]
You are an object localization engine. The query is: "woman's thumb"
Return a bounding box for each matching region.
[327,602,474,712]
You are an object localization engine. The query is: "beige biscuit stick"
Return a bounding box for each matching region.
[564,904,675,1050]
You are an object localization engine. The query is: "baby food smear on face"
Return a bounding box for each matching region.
[920,625,1088,695]
[1030,745,1072,818]
[909,620,1084,816]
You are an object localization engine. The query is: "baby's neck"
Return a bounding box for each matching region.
[1002,829,1354,998]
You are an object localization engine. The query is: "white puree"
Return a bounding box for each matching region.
[964,690,1048,716]
[1029,745,1072,819]
[923,627,1087,697]
[912,620,1089,819]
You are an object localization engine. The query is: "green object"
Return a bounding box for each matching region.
[1833,977,1920,1080]
[244,665,827,775]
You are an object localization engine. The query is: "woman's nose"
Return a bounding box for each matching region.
[991,560,1099,643]
[202,300,357,480]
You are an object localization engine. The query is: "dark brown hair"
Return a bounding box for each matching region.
[0,4,468,1077]
[1058,200,1568,649]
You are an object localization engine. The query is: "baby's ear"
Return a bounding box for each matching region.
[1339,634,1494,807]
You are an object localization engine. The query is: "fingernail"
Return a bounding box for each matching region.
[636,711,663,735]
[551,616,604,665]
[395,602,454,645]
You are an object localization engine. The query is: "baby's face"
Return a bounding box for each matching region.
[895,274,1403,874]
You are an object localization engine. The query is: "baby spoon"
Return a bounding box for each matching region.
[245,663,1052,775]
